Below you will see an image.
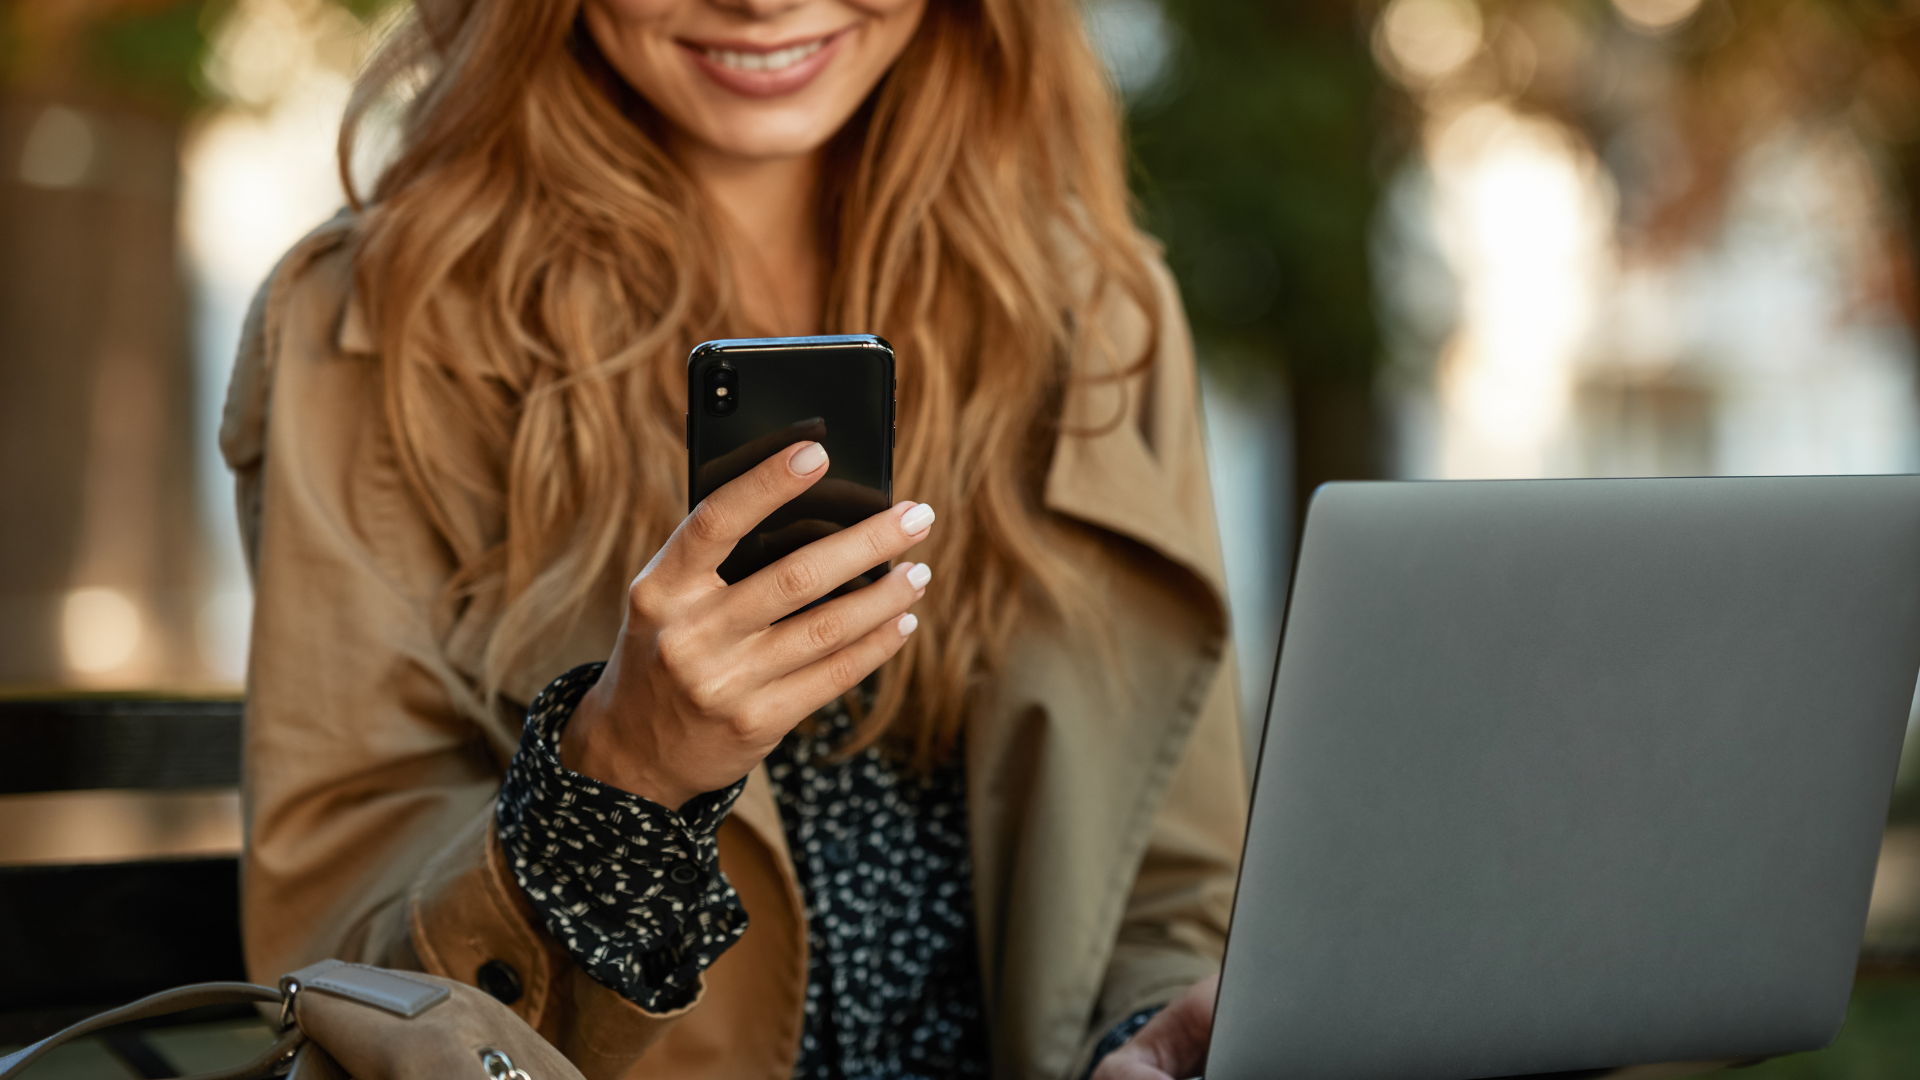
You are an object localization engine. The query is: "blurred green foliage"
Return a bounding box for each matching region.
[1127,0,1388,388]
[83,0,230,113]
[0,0,386,114]
[0,0,222,111]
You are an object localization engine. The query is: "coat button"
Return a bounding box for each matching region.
[476,960,523,1005]
[668,864,700,885]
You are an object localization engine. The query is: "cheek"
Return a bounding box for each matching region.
[580,0,685,90]
[853,0,924,17]
[830,0,929,111]
[584,0,681,26]
[861,0,927,54]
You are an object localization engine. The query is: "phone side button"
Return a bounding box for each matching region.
[684,412,690,449]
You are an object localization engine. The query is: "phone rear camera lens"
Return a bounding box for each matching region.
[705,363,739,416]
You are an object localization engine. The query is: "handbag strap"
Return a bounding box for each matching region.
[0,982,304,1080]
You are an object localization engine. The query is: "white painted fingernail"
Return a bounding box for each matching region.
[906,562,932,590]
[789,442,828,475]
[899,503,935,534]
[897,613,919,637]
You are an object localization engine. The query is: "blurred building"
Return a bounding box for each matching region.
[0,0,381,696]
[2,6,205,691]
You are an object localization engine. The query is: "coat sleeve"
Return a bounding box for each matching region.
[1068,254,1252,1074]
[223,227,697,1075]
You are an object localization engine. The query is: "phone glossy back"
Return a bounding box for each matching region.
[687,335,895,589]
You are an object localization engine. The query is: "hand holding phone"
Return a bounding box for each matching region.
[687,336,896,595]
[559,339,924,811]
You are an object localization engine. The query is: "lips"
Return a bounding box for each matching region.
[680,30,847,99]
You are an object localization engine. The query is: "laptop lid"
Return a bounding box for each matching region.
[1207,476,1920,1080]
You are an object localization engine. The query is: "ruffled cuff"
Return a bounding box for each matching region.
[497,662,749,1012]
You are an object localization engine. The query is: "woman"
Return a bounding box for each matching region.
[221,0,1247,1077]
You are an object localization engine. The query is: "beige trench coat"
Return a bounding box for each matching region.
[221,217,1249,1080]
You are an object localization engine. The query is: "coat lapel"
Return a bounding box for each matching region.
[965,557,1226,1078]
[971,262,1235,1076]
[1043,260,1229,611]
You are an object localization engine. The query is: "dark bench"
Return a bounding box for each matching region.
[0,696,249,1075]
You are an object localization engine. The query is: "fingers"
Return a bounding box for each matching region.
[668,441,830,579]
[727,499,936,629]
[769,601,922,714]
[694,418,828,495]
[757,560,932,675]
[1109,976,1216,1080]
[792,477,892,521]
[1089,1047,1174,1080]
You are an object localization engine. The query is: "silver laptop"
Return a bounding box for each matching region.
[1207,476,1920,1080]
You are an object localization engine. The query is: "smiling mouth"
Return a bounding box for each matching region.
[697,35,834,74]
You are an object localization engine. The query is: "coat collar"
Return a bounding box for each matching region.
[338,282,377,354]
[1040,261,1229,622]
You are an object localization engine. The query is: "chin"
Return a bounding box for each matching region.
[696,116,843,161]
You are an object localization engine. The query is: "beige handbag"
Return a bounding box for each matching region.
[0,960,586,1080]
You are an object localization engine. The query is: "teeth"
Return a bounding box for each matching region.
[704,38,826,73]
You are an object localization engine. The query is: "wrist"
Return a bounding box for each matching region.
[560,681,696,811]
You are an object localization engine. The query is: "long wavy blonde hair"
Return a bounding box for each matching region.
[342,0,1159,762]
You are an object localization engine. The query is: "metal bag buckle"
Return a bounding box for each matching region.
[479,1048,532,1080]
[276,976,302,1033]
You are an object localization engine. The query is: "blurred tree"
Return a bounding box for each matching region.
[85,0,228,111]
[1,0,226,112]
[1649,0,1920,326]
[1128,0,1392,531]
[1451,0,1920,333]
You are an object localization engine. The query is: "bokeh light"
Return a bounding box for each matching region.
[62,586,144,677]
[1612,0,1706,35]
[1376,0,1485,87]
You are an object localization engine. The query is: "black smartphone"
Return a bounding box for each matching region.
[686,335,896,596]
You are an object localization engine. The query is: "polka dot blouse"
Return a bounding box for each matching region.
[764,687,987,1078]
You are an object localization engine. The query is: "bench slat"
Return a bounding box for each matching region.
[0,699,242,795]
